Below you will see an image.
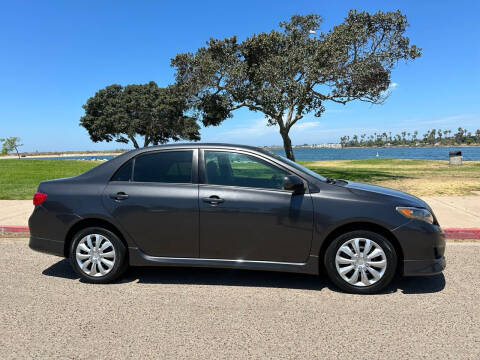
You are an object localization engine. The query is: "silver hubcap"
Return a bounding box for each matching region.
[335,238,387,287]
[75,234,116,277]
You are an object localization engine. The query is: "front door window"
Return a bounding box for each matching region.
[204,151,288,190]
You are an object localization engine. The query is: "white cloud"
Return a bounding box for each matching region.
[294,121,322,130]
[400,114,479,127]
[389,82,399,90]
[323,108,350,115]
[216,118,324,139]
[217,118,277,138]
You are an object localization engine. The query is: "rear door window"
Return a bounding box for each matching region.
[133,151,193,183]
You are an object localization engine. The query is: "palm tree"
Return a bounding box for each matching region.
[408,131,416,145]
[338,127,480,147]
[456,127,464,143]
[352,135,359,145]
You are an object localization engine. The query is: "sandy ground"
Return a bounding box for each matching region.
[377,177,480,197]
[0,239,478,359]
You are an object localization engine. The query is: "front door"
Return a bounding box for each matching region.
[103,149,199,257]
[199,150,313,263]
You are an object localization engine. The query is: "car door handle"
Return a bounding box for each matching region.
[110,192,129,200]
[202,195,224,205]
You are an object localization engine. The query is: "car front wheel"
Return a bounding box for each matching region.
[70,227,128,283]
[324,230,397,294]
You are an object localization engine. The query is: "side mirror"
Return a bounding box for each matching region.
[282,175,305,194]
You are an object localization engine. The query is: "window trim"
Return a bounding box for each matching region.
[110,158,134,182]
[199,148,310,193]
[109,148,198,184]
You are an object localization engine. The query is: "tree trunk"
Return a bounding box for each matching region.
[143,136,150,148]
[280,129,295,161]
[128,135,140,149]
[14,146,20,159]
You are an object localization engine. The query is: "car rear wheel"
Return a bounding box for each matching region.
[324,230,397,294]
[70,227,128,283]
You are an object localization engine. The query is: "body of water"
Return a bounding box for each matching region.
[24,146,480,161]
[270,146,480,161]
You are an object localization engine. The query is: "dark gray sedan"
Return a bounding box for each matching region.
[29,143,446,294]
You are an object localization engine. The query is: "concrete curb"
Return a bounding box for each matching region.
[0,225,29,234]
[2,225,480,240]
[443,228,480,240]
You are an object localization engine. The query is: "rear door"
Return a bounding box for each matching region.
[198,149,313,263]
[103,149,199,257]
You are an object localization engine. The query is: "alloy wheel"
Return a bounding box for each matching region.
[335,238,387,287]
[75,234,116,277]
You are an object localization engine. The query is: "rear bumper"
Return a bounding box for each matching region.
[403,256,446,276]
[29,236,65,257]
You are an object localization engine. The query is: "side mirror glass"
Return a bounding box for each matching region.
[282,175,305,194]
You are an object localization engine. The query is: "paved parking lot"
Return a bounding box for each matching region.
[0,239,479,359]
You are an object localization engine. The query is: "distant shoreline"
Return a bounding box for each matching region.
[342,144,480,149]
[268,144,480,150]
[1,144,480,160]
[0,151,123,160]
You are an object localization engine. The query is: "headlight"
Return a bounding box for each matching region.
[396,206,434,224]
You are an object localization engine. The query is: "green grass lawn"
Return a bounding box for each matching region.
[0,160,100,200]
[1,158,480,199]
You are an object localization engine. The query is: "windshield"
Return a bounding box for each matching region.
[263,150,327,182]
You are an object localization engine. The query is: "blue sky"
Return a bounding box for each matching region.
[1,0,479,152]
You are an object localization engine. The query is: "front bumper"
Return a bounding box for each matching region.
[403,256,446,276]
[29,236,65,257]
[392,220,446,276]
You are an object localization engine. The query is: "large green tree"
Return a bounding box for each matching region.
[80,81,200,148]
[172,10,421,160]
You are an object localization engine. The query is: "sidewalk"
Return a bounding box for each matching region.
[422,196,480,228]
[0,200,32,227]
[1,197,479,236]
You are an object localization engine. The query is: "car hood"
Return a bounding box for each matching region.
[343,180,429,209]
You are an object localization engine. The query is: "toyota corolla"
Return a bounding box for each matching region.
[29,144,446,294]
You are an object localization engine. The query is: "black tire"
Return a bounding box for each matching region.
[324,230,397,294]
[69,227,128,284]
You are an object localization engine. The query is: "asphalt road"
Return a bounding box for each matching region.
[0,239,479,359]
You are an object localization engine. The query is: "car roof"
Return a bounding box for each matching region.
[135,142,266,151]
[75,143,277,181]
[120,143,275,157]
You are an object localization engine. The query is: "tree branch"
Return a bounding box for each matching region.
[212,74,226,95]
[229,102,279,121]
[288,111,304,129]
[311,90,347,104]
[285,106,294,128]
[371,30,387,54]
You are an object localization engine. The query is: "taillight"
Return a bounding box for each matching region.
[33,192,47,206]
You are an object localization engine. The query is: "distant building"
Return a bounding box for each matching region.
[268,143,343,150]
[311,143,342,149]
